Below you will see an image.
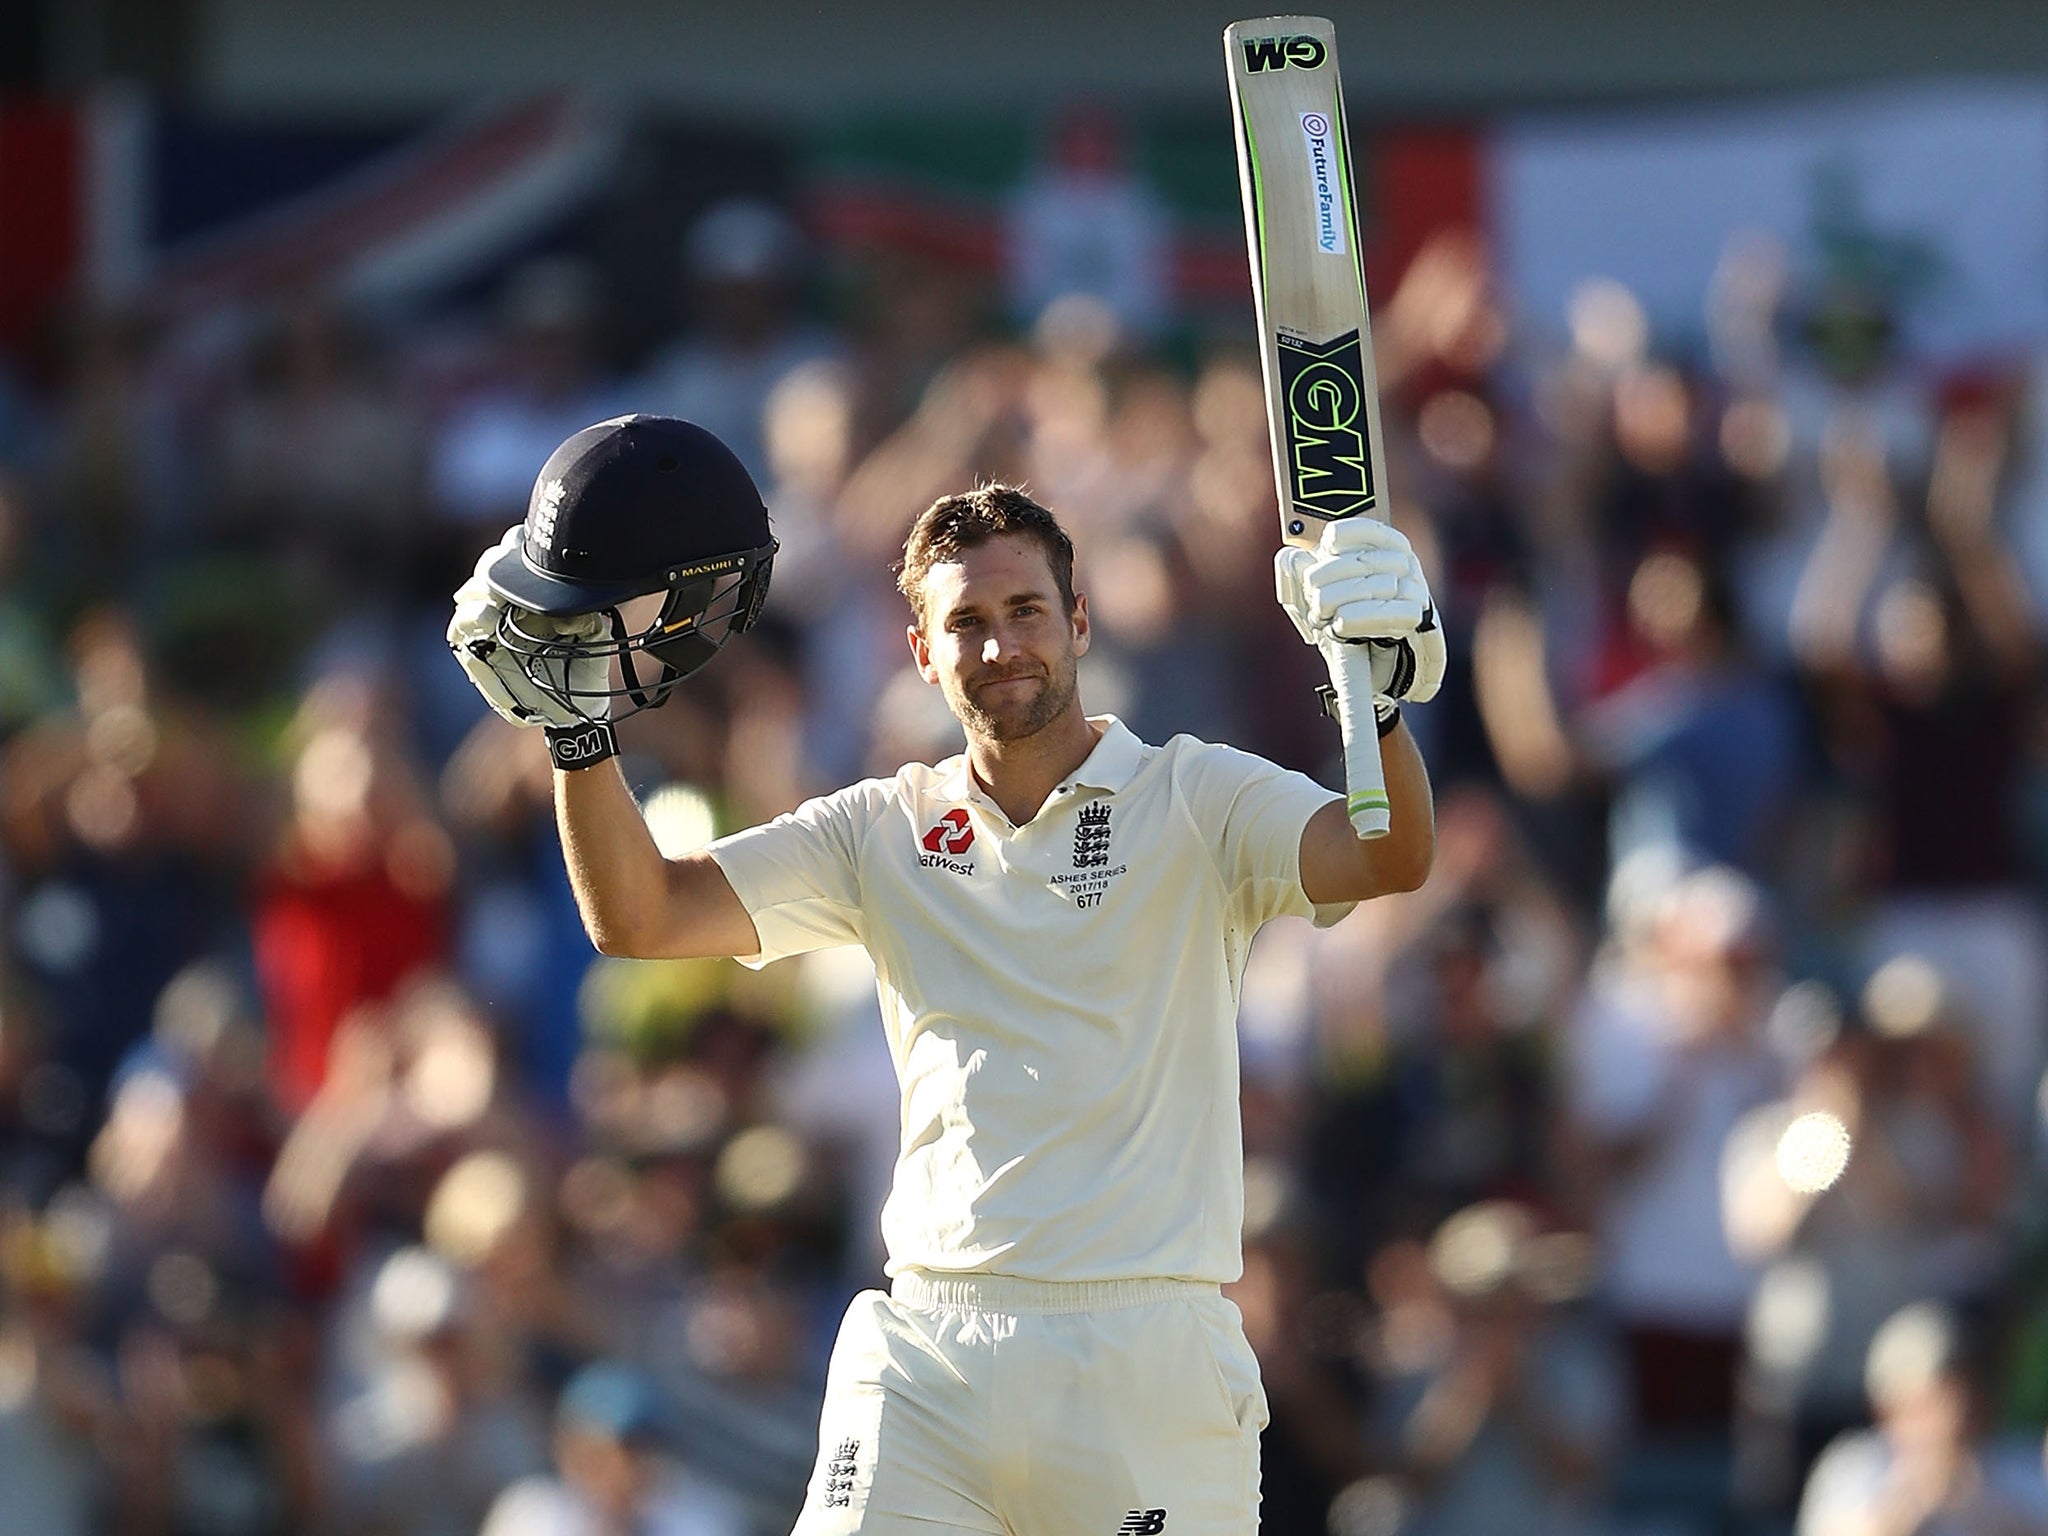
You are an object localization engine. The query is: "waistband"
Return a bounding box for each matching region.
[889,1270,1219,1315]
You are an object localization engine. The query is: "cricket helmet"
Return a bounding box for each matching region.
[485,414,776,720]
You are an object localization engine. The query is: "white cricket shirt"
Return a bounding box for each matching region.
[707,716,1349,1284]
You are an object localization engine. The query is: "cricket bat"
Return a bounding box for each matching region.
[1225,15,1393,838]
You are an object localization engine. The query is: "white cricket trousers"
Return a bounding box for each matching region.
[790,1272,1269,1536]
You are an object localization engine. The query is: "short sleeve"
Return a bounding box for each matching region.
[1173,739,1351,931]
[706,782,883,969]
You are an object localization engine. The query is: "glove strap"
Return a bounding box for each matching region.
[545,719,619,772]
[1318,684,1401,739]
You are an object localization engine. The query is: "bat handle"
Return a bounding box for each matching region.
[1329,639,1392,839]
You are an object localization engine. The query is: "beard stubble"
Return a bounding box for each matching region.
[955,653,1079,743]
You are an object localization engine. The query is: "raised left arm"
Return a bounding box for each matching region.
[1300,715,1435,902]
[1278,519,1442,904]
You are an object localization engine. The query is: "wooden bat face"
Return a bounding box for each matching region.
[1225,14,1388,549]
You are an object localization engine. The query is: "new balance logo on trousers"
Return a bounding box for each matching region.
[1117,1511,1168,1535]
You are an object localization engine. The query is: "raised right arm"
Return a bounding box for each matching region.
[554,760,760,960]
[449,527,765,963]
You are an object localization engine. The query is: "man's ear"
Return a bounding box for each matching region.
[1071,592,1090,658]
[908,623,939,684]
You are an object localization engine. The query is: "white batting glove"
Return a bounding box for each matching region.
[1275,519,1446,705]
[447,526,611,728]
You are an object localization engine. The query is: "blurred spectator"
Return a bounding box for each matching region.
[37,302,185,602]
[251,680,452,1112]
[757,359,859,615]
[1792,390,2047,1131]
[1074,366,1252,748]
[1591,360,1755,600]
[477,1361,746,1536]
[1564,866,1785,1453]
[1003,106,1172,345]
[647,1254,823,1534]
[1366,1202,1622,1536]
[437,713,606,1107]
[148,961,279,1195]
[1230,1212,1367,1535]
[1736,245,1938,669]
[261,975,545,1277]
[636,199,838,485]
[1727,968,2011,1512]
[1399,372,1531,790]
[835,345,1035,564]
[1306,878,1562,1268]
[2,610,245,1127]
[206,291,424,641]
[70,1047,279,1341]
[423,1150,611,1391]
[1796,1302,2048,1536]
[751,358,893,788]
[0,983,77,1207]
[1578,545,1805,881]
[429,259,628,548]
[769,948,905,1288]
[107,1268,312,1536]
[327,1246,550,1536]
[0,1206,114,1536]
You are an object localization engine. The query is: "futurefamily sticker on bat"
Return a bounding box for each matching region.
[1298,112,1346,257]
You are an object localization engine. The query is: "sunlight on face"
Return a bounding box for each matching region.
[912,534,1087,745]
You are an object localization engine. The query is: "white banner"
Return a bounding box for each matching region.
[1493,83,2048,363]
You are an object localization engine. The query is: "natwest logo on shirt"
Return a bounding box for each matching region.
[920,808,974,855]
[918,808,976,874]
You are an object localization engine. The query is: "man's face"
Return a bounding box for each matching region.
[909,534,1088,745]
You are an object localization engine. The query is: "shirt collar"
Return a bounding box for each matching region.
[929,715,1145,803]
[1067,715,1145,793]
[931,753,977,804]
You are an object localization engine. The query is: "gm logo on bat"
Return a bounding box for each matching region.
[1240,34,1326,71]
[1278,330,1375,518]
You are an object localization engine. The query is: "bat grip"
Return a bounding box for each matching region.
[1327,639,1392,839]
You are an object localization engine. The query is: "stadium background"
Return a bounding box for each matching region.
[6,3,2048,1533]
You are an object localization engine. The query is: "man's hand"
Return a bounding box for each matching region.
[448,526,610,728]
[1275,519,1446,705]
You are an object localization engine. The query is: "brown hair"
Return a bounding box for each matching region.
[896,483,1077,628]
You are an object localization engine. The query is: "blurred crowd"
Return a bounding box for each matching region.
[5,150,2048,1536]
